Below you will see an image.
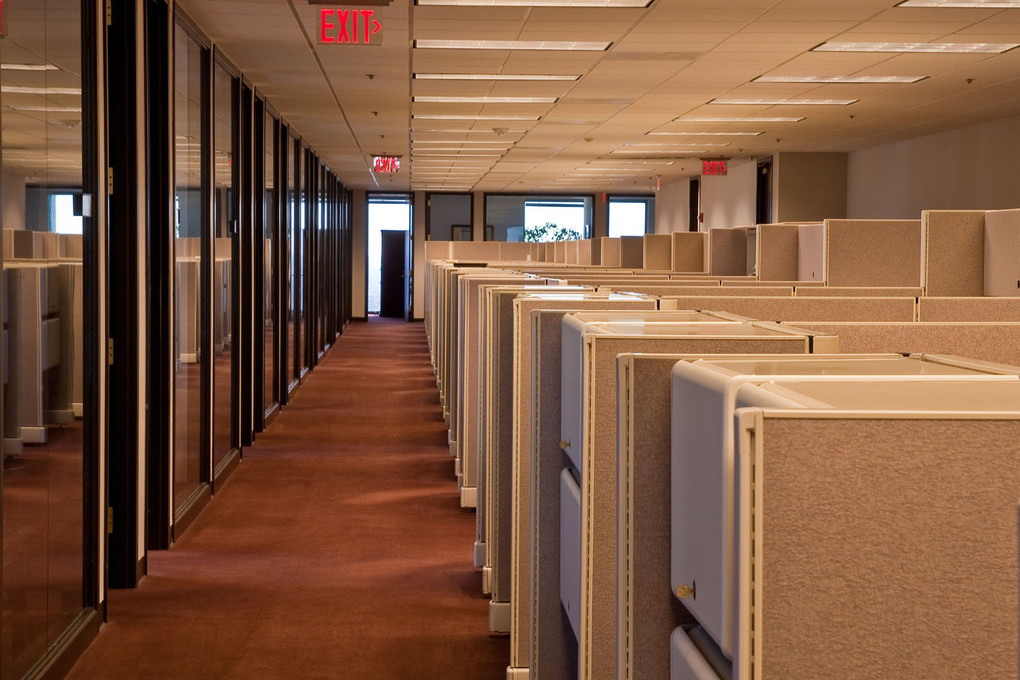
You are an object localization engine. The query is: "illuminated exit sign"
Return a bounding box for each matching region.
[373,156,400,173]
[320,9,383,45]
[702,159,728,176]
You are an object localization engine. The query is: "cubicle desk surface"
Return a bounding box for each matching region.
[558,315,837,680]
[669,367,1020,680]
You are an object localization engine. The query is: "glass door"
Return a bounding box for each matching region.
[212,57,237,476]
[172,23,209,518]
[1,0,95,675]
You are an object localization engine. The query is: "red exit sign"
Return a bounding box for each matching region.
[373,156,400,173]
[702,159,728,176]
[320,9,383,45]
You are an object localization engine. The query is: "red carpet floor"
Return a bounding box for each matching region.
[66,317,509,679]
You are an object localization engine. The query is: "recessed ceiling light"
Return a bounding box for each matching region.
[413,96,558,103]
[710,97,857,105]
[677,116,804,122]
[413,73,580,81]
[896,0,1020,6]
[648,131,763,136]
[416,0,650,6]
[412,114,541,121]
[414,39,611,51]
[753,74,926,84]
[813,41,1019,53]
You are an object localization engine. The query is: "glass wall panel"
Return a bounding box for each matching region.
[285,133,297,389]
[212,62,235,473]
[263,116,277,412]
[172,27,206,513]
[1,1,87,675]
[292,140,304,379]
[608,195,655,237]
[427,193,471,241]
[484,194,592,242]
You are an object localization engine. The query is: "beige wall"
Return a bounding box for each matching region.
[700,158,756,230]
[2,172,27,232]
[655,178,690,233]
[848,113,1020,218]
[774,152,847,222]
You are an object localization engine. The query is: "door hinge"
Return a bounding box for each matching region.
[106,0,112,26]
[107,167,114,194]
[107,506,114,534]
[108,338,115,366]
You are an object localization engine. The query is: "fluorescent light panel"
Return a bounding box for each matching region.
[896,0,1020,6]
[6,104,83,113]
[3,86,81,95]
[414,39,610,51]
[413,96,557,103]
[626,142,729,147]
[1,63,60,71]
[753,74,926,84]
[678,115,804,122]
[412,114,541,121]
[814,41,1019,53]
[413,73,579,81]
[417,0,650,6]
[711,97,857,105]
[649,131,763,136]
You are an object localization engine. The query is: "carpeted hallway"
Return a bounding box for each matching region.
[66,317,509,679]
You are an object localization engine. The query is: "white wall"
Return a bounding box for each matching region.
[655,178,690,233]
[700,159,757,230]
[848,114,1020,218]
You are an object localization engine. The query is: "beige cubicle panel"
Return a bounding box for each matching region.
[642,234,672,271]
[984,208,1020,297]
[709,228,748,276]
[917,296,1020,321]
[483,292,656,658]
[824,219,922,287]
[784,321,1020,368]
[455,274,541,504]
[755,224,799,282]
[601,237,622,268]
[723,379,1020,679]
[656,295,917,322]
[671,232,708,273]
[500,241,534,262]
[557,314,838,680]
[794,286,922,297]
[921,210,985,297]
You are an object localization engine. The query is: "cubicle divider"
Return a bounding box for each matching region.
[709,227,750,276]
[671,232,708,274]
[824,218,923,287]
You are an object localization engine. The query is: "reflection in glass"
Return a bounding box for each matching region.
[285,134,296,388]
[264,117,277,411]
[1,1,86,675]
[212,63,235,474]
[484,194,593,242]
[173,28,205,512]
[426,193,471,241]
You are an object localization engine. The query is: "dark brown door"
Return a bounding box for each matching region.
[379,229,406,318]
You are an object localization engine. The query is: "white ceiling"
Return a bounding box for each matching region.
[175,0,1020,193]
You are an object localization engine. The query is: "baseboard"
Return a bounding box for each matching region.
[460,485,477,508]
[474,541,486,567]
[489,600,511,633]
[482,566,492,595]
[506,667,530,680]
[27,608,100,680]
